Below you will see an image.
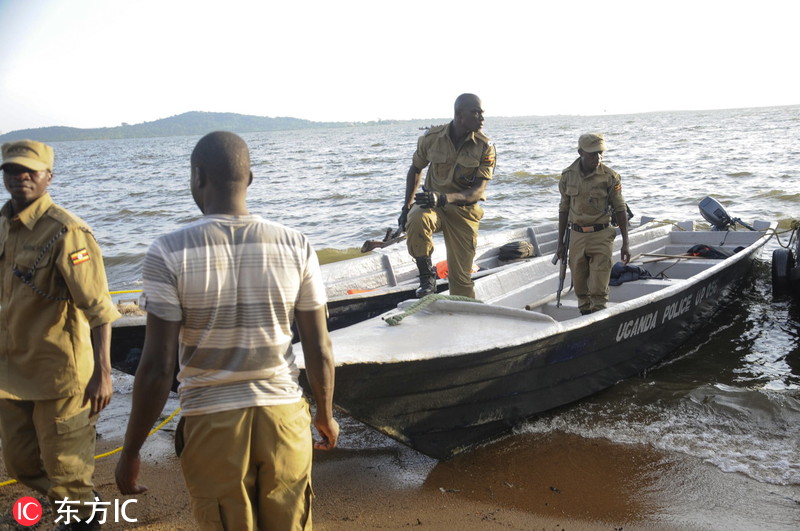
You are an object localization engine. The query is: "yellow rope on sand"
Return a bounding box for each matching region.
[0,407,182,488]
[382,293,482,326]
[2,288,158,486]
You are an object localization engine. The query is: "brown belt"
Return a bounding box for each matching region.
[571,223,609,233]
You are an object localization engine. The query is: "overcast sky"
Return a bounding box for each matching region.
[0,0,796,132]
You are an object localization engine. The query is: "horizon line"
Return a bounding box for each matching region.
[3,102,799,135]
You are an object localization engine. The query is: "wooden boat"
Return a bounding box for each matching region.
[294,209,775,459]
[110,222,561,375]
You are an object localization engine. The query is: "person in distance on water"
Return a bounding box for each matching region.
[397,93,496,299]
[0,140,121,531]
[115,131,339,530]
[556,133,630,314]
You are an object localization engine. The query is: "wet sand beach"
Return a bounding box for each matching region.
[1,377,797,530]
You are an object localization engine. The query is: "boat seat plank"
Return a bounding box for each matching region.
[667,231,764,247]
[661,245,744,256]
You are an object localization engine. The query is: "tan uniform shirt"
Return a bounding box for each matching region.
[0,193,120,400]
[412,123,496,201]
[558,159,626,226]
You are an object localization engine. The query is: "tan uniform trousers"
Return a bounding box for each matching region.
[178,400,313,531]
[405,203,483,298]
[0,395,96,518]
[568,227,615,312]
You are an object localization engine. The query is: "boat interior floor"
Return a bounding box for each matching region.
[478,227,767,324]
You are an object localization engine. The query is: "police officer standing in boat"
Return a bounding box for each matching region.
[397,93,496,299]
[556,133,630,314]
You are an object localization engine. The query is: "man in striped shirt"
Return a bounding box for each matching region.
[115,131,338,530]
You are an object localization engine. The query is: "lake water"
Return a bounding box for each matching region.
[46,105,800,492]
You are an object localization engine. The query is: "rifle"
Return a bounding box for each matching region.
[551,227,570,307]
[360,226,406,253]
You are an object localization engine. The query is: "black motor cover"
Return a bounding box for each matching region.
[699,196,733,230]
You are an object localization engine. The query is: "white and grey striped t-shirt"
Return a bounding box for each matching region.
[140,214,327,415]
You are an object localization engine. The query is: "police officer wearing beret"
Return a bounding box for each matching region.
[556,133,630,314]
[397,93,496,299]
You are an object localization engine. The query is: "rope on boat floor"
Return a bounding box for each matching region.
[0,407,182,488]
[382,293,482,326]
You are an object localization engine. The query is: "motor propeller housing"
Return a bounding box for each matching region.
[699,196,733,231]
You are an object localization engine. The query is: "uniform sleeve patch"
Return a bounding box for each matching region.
[70,248,90,265]
[483,153,496,165]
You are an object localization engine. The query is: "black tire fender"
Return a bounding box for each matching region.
[772,248,795,294]
[789,266,800,297]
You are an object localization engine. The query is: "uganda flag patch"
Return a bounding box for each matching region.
[70,248,90,266]
[483,153,495,165]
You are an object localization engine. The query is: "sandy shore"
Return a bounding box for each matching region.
[1,379,798,530]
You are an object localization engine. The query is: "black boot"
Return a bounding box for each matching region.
[414,256,436,298]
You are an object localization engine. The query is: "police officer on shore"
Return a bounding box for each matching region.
[397,93,496,299]
[556,133,630,314]
[0,140,120,530]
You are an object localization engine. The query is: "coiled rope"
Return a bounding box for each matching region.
[382,293,482,326]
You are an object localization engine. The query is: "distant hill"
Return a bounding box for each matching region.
[0,111,381,143]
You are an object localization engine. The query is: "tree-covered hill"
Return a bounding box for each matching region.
[0,111,363,142]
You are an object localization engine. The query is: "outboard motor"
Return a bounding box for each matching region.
[699,196,733,230]
[699,196,755,231]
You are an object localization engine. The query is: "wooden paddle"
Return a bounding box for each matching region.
[640,253,709,263]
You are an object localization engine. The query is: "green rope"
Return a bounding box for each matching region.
[765,226,797,250]
[383,293,482,326]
